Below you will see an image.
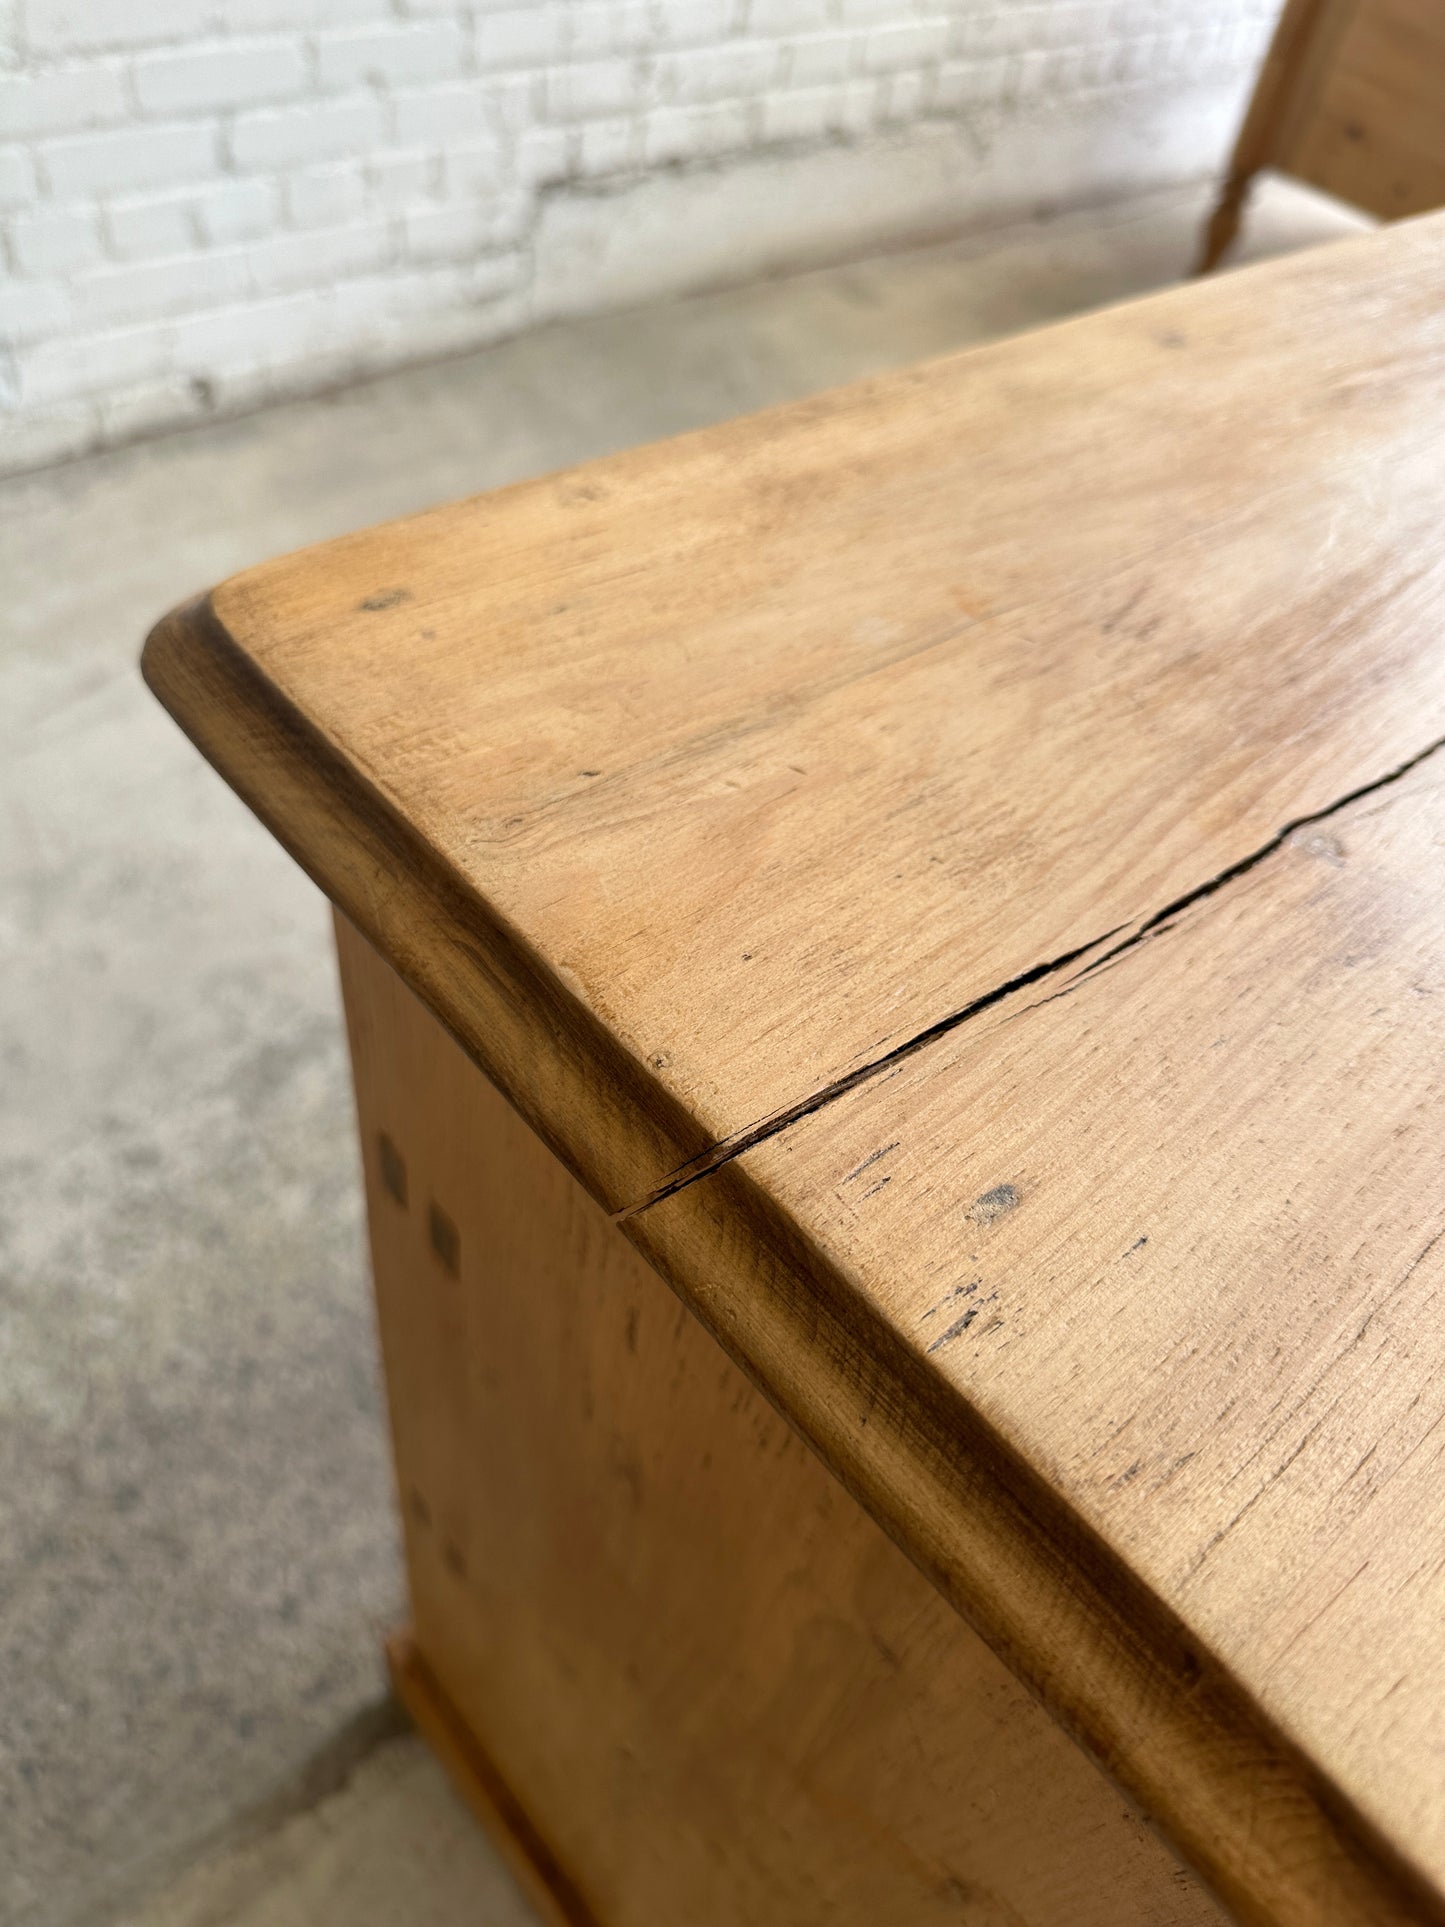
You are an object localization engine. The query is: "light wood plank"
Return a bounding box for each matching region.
[146,215,1445,1220]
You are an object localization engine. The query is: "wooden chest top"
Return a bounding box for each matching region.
[145,213,1445,1924]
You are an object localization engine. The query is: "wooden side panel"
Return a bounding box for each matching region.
[1280,0,1445,218]
[334,913,1229,1927]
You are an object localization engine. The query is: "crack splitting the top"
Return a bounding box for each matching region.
[1052,722,1445,996]
[612,918,1127,1223]
[615,725,1445,1224]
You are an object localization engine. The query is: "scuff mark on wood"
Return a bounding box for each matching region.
[968,1183,1020,1226]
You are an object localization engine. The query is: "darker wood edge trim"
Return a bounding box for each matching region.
[141,593,713,1218]
[387,1630,602,1927]
[627,1158,1445,1927]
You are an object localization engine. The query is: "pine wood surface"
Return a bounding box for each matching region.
[146,215,1445,1218]
[142,211,1445,1922]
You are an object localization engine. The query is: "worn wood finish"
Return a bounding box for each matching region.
[338,915,1230,1927]
[145,216,1445,1223]
[1201,0,1445,269]
[142,213,1445,1925]
[645,754,1445,1923]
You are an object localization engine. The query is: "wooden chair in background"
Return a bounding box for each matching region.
[1199,0,1445,269]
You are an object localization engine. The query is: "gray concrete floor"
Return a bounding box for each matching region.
[0,176,1367,1927]
[114,1734,541,1927]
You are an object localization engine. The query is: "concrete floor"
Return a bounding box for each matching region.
[0,176,1367,1927]
[115,1734,541,1927]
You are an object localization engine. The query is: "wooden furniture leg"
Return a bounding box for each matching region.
[1195,0,1332,273]
[1196,170,1256,274]
[334,912,1228,1927]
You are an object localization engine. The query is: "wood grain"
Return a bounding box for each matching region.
[339,917,1231,1927]
[642,752,1445,1922]
[146,214,1445,1220]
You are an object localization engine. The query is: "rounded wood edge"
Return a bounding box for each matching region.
[625,1162,1445,1927]
[140,593,713,1220]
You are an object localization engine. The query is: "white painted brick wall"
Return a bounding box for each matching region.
[0,0,1273,474]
